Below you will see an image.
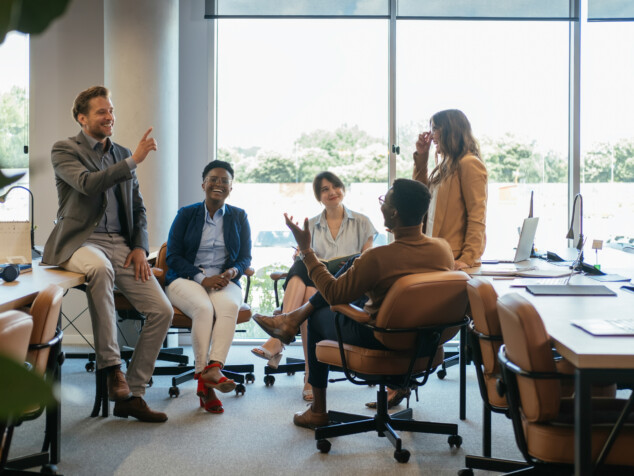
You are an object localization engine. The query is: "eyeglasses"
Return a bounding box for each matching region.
[378,195,386,205]
[205,176,232,185]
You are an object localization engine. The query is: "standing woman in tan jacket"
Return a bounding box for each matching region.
[412,109,487,270]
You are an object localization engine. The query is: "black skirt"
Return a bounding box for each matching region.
[282,258,313,290]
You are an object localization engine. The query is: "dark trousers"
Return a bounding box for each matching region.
[305,257,389,389]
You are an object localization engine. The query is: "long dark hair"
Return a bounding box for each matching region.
[429,109,482,186]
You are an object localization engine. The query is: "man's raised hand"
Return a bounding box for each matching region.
[284,213,311,252]
[132,127,158,164]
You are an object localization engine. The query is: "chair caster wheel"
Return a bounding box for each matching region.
[458,469,474,476]
[287,371,295,376]
[41,463,58,474]
[168,386,180,398]
[264,375,275,386]
[437,369,447,379]
[394,449,410,463]
[147,377,153,387]
[86,362,95,372]
[235,383,246,396]
[246,373,255,384]
[316,439,331,453]
[448,434,462,448]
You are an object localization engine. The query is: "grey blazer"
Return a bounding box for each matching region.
[42,132,149,266]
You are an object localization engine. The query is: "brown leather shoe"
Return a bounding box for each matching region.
[113,396,168,423]
[252,313,298,345]
[293,406,329,429]
[107,366,131,401]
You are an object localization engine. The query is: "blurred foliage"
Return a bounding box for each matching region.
[0,86,28,169]
[239,263,289,339]
[222,123,633,185]
[0,354,56,422]
[0,0,72,44]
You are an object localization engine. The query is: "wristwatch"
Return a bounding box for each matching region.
[298,250,308,260]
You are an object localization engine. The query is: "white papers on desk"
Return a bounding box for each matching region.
[0,221,31,264]
[470,265,571,278]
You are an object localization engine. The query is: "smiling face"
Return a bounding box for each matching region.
[78,96,115,142]
[430,120,443,154]
[318,179,345,208]
[202,167,233,205]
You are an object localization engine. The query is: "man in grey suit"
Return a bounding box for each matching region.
[43,86,173,422]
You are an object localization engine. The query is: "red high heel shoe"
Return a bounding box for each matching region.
[195,373,223,414]
[200,362,236,393]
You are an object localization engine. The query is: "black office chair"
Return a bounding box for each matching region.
[261,270,305,386]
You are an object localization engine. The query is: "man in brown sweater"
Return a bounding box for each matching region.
[253,178,454,429]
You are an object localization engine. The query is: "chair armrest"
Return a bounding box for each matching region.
[244,266,255,277]
[270,271,288,281]
[330,304,372,324]
[151,267,164,279]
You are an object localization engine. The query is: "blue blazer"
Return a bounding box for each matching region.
[165,202,252,287]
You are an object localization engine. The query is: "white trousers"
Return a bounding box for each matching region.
[166,278,242,373]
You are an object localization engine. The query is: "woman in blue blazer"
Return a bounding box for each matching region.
[165,160,251,413]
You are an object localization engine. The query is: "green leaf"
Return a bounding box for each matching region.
[0,0,73,44]
[0,354,57,422]
[0,170,25,190]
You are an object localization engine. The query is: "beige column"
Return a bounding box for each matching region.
[104,0,179,248]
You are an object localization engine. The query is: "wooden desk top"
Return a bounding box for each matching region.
[472,259,634,370]
[0,263,85,313]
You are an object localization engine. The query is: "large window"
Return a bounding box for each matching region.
[581,17,634,253]
[397,20,569,256]
[0,32,29,221]
[217,19,388,322]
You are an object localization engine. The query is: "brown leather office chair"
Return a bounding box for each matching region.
[313,270,470,463]
[497,293,634,473]
[1,284,65,474]
[0,310,34,473]
[461,278,529,474]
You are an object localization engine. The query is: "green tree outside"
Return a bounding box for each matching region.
[0,86,29,169]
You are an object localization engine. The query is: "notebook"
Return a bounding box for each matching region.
[525,284,616,296]
[487,217,539,263]
[571,319,634,336]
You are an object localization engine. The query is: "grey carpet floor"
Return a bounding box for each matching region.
[8,344,524,476]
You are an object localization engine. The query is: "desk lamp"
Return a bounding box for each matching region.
[0,185,41,258]
[566,193,584,269]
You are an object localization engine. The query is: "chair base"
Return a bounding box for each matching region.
[90,361,256,416]
[314,387,461,463]
[461,455,529,474]
[263,357,305,386]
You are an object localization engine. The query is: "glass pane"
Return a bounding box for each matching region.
[210,0,389,18]
[0,32,30,222]
[588,0,634,21]
[398,0,572,19]
[217,19,388,338]
[396,20,569,257]
[581,17,634,253]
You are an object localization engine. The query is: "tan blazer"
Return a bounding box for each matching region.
[413,153,487,267]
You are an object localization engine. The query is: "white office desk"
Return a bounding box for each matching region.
[470,257,634,476]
